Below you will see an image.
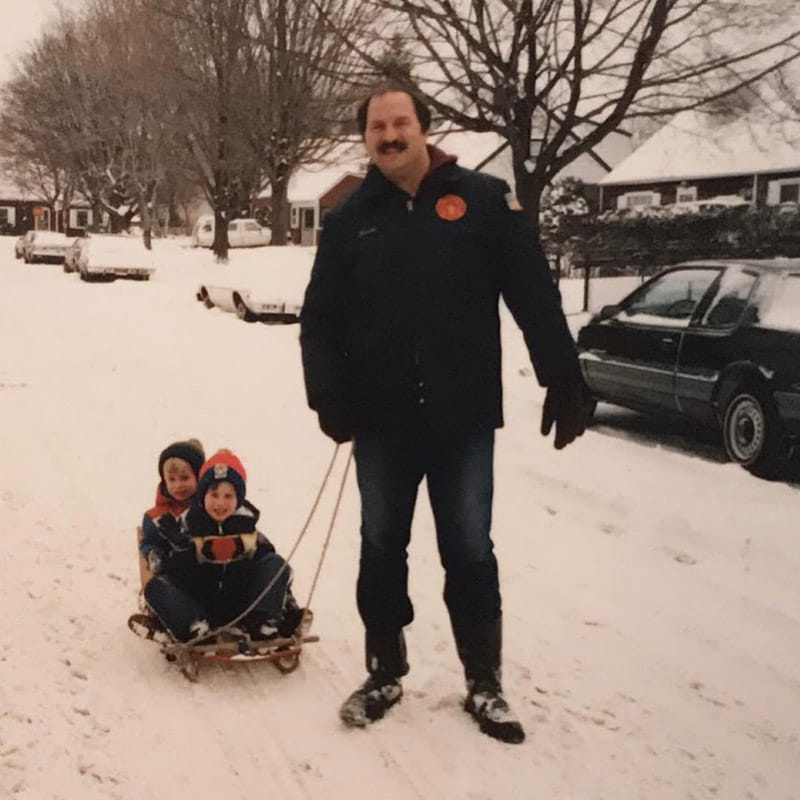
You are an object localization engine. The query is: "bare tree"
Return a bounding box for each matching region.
[251,0,372,245]
[144,0,270,260]
[344,0,800,220]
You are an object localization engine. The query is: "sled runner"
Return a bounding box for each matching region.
[128,610,318,682]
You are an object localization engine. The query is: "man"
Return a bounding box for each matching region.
[299,84,590,744]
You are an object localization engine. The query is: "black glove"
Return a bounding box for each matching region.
[317,408,352,444]
[540,374,593,450]
[156,513,192,549]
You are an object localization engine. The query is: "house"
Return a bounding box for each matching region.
[430,125,634,204]
[598,109,800,213]
[0,176,52,235]
[253,143,367,245]
[0,174,96,236]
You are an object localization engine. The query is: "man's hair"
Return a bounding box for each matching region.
[356,82,432,135]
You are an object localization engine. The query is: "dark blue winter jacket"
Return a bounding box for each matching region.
[300,149,580,436]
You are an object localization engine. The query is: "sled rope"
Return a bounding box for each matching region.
[177,442,352,649]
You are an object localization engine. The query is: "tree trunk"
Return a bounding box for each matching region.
[269,167,290,246]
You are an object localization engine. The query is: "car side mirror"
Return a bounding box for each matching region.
[597,304,621,321]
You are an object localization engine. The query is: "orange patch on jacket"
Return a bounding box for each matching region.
[435,194,467,221]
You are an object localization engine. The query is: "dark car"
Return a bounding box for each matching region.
[577,259,800,476]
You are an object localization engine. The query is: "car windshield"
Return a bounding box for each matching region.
[621,267,719,327]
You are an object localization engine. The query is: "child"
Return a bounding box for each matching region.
[139,438,206,578]
[141,449,301,643]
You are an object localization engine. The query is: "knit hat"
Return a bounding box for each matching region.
[158,438,205,480]
[197,449,247,507]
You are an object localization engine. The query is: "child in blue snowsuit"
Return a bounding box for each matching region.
[141,448,300,642]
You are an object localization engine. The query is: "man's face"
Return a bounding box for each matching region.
[363,91,428,185]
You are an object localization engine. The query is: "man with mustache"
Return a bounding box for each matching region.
[300,83,590,744]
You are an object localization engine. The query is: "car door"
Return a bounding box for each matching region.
[581,267,720,413]
[674,265,761,424]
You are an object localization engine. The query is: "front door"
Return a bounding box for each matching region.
[300,207,316,246]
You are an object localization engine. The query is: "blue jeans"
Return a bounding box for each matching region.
[353,428,500,635]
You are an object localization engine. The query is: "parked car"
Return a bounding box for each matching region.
[195,255,312,323]
[70,234,155,281]
[62,236,85,273]
[20,230,72,263]
[14,231,32,259]
[577,259,800,476]
[191,216,271,248]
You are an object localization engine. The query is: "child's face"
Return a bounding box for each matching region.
[204,480,238,521]
[163,458,197,502]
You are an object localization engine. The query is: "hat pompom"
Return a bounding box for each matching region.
[158,439,206,479]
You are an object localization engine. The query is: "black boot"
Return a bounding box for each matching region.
[339,630,408,728]
[451,616,525,744]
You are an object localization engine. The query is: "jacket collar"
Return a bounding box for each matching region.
[360,145,459,200]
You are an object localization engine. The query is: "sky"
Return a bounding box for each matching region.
[0,0,86,82]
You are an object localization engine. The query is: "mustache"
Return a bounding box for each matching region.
[378,141,407,154]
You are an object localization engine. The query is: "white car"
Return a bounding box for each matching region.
[191,216,271,248]
[72,235,155,281]
[196,256,311,323]
[21,230,72,263]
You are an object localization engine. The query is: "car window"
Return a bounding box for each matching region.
[202,223,212,232]
[758,273,800,332]
[699,269,758,328]
[621,268,719,327]
[245,222,261,232]
[227,221,237,232]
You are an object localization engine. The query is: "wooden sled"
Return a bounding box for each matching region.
[131,527,317,681]
[163,631,320,682]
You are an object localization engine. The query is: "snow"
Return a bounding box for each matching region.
[600,108,800,185]
[1,236,798,800]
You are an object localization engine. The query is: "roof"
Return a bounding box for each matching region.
[600,109,800,186]
[261,124,633,203]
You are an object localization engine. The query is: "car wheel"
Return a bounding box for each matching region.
[722,385,788,477]
[234,295,256,322]
[198,288,214,309]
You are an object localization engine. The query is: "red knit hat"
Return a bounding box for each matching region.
[197,449,247,506]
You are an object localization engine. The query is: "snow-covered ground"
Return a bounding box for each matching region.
[1,236,798,800]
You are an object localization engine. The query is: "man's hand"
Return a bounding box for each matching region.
[540,375,594,450]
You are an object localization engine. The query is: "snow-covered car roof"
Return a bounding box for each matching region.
[83,235,155,267]
[31,231,71,244]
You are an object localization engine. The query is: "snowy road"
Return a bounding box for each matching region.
[1,240,798,800]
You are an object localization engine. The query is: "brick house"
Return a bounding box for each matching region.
[598,109,800,213]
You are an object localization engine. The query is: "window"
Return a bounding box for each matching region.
[759,274,800,332]
[75,209,89,228]
[617,191,661,210]
[290,206,298,228]
[767,178,800,206]
[227,221,237,232]
[303,208,315,228]
[0,207,9,225]
[623,268,719,326]
[676,185,697,204]
[245,221,261,232]
[700,269,758,327]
